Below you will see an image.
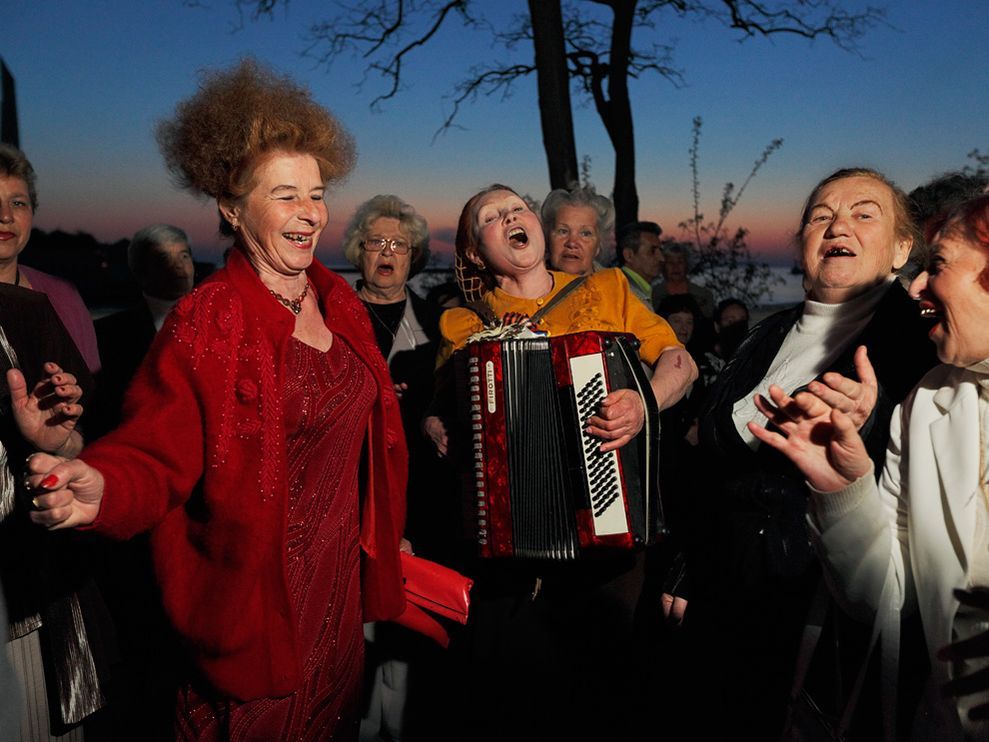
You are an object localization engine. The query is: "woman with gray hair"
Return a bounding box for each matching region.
[540,185,614,276]
[126,224,195,311]
[685,168,939,740]
[343,194,433,365]
[343,195,446,740]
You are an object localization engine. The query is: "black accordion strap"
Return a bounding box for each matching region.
[530,275,587,326]
[464,275,587,329]
[464,299,500,328]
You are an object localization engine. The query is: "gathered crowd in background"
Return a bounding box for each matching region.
[2,58,989,742]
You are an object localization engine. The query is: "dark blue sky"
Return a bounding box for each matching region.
[5,0,987,266]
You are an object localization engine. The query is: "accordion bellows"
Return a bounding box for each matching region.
[454,330,664,560]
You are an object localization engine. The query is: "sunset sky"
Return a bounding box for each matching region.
[5,0,987,270]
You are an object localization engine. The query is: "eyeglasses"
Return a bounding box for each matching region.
[362,237,411,255]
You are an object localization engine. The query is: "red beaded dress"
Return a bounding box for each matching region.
[176,334,376,741]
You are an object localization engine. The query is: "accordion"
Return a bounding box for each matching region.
[454,330,664,560]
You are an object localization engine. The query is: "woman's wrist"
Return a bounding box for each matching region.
[808,463,875,525]
[50,430,83,458]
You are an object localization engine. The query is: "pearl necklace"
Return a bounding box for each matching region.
[268,280,310,315]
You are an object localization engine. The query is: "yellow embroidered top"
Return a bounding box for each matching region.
[437,268,681,367]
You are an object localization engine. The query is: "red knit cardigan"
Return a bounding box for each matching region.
[81,249,408,700]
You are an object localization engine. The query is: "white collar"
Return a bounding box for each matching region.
[802,275,893,320]
[143,293,180,332]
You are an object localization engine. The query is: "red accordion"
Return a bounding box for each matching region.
[454,330,664,560]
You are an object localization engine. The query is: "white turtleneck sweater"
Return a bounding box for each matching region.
[732,277,894,447]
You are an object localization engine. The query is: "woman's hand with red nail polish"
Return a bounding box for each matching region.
[24,454,104,529]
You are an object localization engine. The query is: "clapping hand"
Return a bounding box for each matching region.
[747,382,872,493]
[939,589,989,722]
[804,346,879,431]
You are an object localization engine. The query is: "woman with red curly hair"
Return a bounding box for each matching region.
[24,60,407,740]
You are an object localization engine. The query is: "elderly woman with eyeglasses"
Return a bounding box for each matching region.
[0,144,101,374]
[343,195,452,740]
[343,195,451,557]
[344,195,438,388]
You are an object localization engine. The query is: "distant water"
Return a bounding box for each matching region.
[330,263,807,302]
[122,263,804,323]
[751,264,806,319]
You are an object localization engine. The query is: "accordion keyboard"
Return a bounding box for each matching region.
[456,330,659,559]
[569,354,629,537]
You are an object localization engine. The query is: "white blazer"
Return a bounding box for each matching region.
[812,363,983,740]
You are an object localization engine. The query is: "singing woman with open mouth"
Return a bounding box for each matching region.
[423,183,696,740]
[749,193,989,742]
[685,168,939,740]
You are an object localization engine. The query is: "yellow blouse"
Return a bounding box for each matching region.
[437,268,681,367]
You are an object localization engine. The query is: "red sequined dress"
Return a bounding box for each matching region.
[177,335,375,741]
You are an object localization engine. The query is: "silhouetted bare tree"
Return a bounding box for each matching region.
[233,0,885,228]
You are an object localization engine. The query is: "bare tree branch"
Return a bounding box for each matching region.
[716,136,783,227]
[299,1,474,110]
[235,0,878,138]
[689,116,704,248]
[434,63,537,141]
[715,0,887,53]
[680,114,785,305]
[226,0,887,229]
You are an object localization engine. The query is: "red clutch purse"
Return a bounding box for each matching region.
[392,552,474,648]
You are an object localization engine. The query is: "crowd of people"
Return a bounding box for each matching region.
[2,57,989,742]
